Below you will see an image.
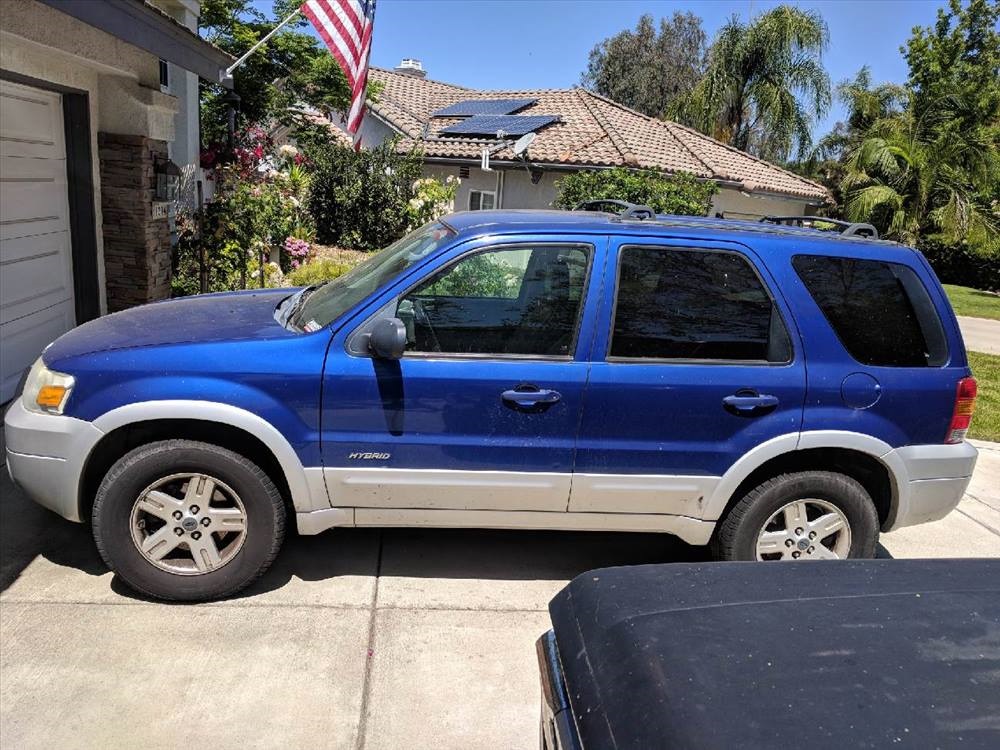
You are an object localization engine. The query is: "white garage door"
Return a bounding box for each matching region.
[1,80,77,403]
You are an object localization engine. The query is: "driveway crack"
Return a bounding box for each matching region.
[355,531,383,750]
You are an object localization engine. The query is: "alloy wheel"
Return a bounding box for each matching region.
[129,472,247,575]
[755,498,851,561]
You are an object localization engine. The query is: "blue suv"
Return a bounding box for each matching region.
[4,210,979,600]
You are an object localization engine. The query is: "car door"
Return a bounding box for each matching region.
[321,234,605,512]
[570,236,805,517]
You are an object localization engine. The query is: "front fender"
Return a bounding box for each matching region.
[91,400,328,512]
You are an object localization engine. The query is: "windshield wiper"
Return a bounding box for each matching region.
[285,282,328,331]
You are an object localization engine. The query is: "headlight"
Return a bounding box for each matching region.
[21,357,75,415]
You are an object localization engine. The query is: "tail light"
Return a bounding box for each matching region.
[945,376,977,444]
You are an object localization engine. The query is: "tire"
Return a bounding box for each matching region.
[93,439,285,601]
[713,471,879,562]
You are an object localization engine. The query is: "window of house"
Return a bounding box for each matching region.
[792,255,947,367]
[159,59,169,90]
[468,190,496,211]
[398,244,592,356]
[610,246,791,362]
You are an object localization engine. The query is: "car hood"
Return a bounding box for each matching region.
[44,289,298,363]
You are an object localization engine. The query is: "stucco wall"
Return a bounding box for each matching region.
[420,161,813,219]
[1,0,182,315]
[422,164,500,212]
[499,169,562,209]
[421,164,566,212]
[355,115,396,150]
[151,0,202,206]
[711,187,814,220]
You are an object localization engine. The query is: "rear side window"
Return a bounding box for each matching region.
[610,246,791,362]
[792,255,947,367]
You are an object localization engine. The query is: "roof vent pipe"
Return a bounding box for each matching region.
[394,58,426,77]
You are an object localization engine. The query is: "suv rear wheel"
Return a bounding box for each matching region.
[713,471,879,561]
[93,440,285,601]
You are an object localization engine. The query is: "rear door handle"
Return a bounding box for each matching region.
[723,391,779,416]
[502,386,562,411]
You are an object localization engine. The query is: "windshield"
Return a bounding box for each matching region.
[289,222,455,331]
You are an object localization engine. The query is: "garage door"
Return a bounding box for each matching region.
[1,80,76,403]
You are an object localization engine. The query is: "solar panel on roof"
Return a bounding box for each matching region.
[431,98,537,117]
[439,115,558,137]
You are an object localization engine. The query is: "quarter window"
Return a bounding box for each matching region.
[610,246,791,362]
[399,244,591,356]
[792,255,947,367]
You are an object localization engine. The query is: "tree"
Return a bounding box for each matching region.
[841,0,1000,254]
[199,0,351,147]
[672,5,831,162]
[786,67,907,213]
[581,13,706,119]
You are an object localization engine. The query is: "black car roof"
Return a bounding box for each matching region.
[548,559,1000,749]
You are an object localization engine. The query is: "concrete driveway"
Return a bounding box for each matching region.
[2,442,998,750]
[958,316,1000,355]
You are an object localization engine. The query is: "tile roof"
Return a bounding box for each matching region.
[367,67,829,202]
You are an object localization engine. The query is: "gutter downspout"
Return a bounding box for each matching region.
[496,169,505,209]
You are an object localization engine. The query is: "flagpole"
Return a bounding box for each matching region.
[225,9,303,79]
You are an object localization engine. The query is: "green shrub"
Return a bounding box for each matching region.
[553,167,717,215]
[286,258,356,287]
[422,254,523,298]
[299,131,454,251]
[920,239,1000,292]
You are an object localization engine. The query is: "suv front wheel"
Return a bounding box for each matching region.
[713,471,879,561]
[93,440,285,601]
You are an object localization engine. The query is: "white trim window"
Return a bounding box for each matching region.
[468,189,496,211]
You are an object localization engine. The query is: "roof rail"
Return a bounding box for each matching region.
[760,216,879,239]
[574,199,656,220]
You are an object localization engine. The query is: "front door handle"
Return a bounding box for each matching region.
[723,391,779,416]
[502,386,562,411]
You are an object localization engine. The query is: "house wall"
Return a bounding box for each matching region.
[1,0,180,315]
[355,115,397,150]
[498,169,562,210]
[421,164,565,212]
[711,187,814,220]
[423,164,499,211]
[151,0,202,208]
[420,161,814,219]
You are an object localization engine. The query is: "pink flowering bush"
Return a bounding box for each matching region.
[173,127,315,295]
[283,236,312,270]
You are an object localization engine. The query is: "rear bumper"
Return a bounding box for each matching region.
[883,441,978,530]
[3,398,103,522]
[536,631,582,750]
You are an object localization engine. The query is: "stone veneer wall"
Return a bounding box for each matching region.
[98,133,171,312]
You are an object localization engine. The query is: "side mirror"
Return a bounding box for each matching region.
[368,317,407,360]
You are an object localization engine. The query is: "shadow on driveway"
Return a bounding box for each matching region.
[2,460,709,602]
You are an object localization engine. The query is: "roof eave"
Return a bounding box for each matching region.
[39,0,234,86]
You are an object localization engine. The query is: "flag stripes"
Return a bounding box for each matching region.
[301,0,376,134]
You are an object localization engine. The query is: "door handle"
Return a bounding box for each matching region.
[502,386,562,411]
[723,391,779,416]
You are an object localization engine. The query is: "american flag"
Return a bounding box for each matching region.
[300,0,377,135]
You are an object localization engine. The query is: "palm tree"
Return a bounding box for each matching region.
[840,0,1000,256]
[842,102,1000,252]
[672,5,831,162]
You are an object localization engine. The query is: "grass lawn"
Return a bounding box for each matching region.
[944,284,1000,320]
[968,350,1000,442]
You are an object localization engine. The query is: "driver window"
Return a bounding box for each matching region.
[397,244,592,357]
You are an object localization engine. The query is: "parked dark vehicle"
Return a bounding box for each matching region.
[537,560,1000,749]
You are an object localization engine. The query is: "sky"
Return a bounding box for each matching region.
[250,0,944,139]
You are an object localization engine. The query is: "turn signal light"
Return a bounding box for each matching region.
[945,376,977,444]
[36,385,69,410]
